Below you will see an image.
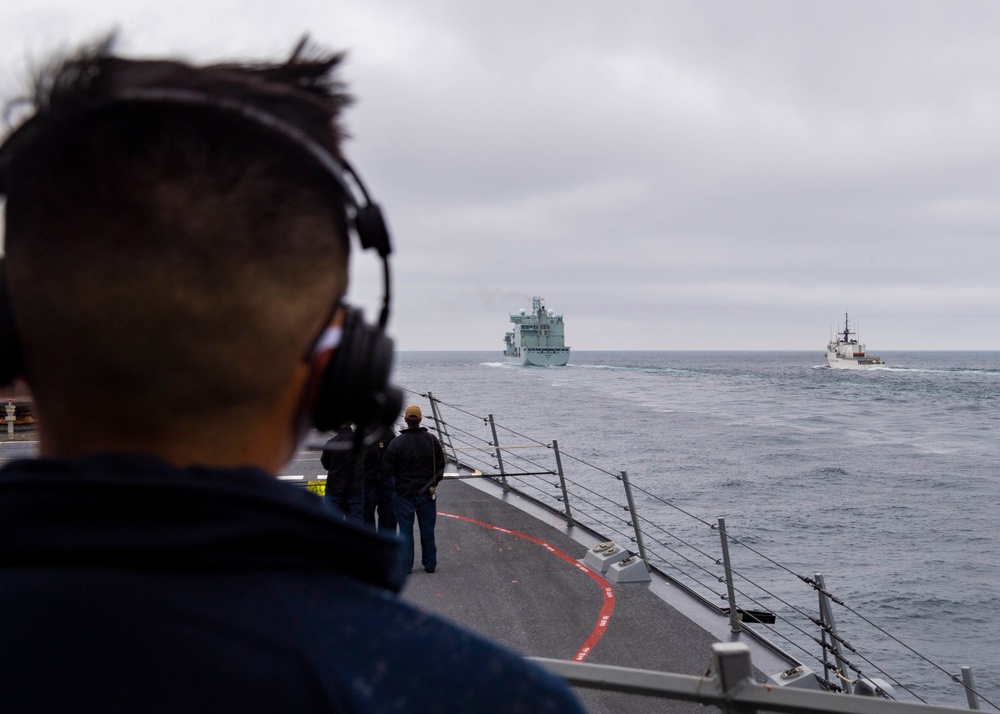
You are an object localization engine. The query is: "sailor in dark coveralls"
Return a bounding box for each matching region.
[362,425,397,532]
[0,36,584,713]
[321,422,365,523]
[383,404,445,573]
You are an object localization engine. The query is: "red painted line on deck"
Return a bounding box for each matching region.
[440,512,614,662]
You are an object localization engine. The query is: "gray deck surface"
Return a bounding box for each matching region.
[280,443,781,712]
[401,477,723,713]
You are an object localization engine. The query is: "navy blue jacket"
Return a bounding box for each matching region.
[0,454,583,713]
[382,426,445,497]
[321,425,364,498]
[362,427,393,484]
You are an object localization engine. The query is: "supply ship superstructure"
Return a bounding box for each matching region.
[503,296,570,366]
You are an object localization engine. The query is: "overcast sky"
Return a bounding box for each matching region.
[2,1,999,350]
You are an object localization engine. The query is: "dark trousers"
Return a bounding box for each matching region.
[325,490,364,525]
[363,478,397,533]
[396,492,437,571]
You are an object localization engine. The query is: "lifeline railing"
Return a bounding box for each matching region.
[532,643,975,714]
[412,389,994,712]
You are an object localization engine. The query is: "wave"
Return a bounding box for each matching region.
[813,466,850,477]
[813,364,1000,376]
[569,363,692,375]
[879,366,1000,376]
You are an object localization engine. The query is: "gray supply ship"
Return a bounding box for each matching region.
[503,296,570,366]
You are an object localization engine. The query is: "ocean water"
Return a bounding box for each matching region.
[391,351,1000,709]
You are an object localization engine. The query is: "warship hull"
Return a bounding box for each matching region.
[825,351,886,369]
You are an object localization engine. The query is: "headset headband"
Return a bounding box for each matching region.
[0,84,394,329]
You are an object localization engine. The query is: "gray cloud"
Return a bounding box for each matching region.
[3,0,1000,349]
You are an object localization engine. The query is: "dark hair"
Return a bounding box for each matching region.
[1,36,356,435]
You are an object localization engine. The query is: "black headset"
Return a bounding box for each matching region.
[0,87,403,435]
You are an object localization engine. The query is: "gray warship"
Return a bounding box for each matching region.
[826,312,886,369]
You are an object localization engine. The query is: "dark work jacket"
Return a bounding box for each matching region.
[321,425,364,499]
[0,454,584,713]
[362,428,393,484]
[382,426,445,497]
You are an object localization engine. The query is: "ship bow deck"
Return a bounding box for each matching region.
[401,477,733,713]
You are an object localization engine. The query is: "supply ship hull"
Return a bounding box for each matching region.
[504,347,571,367]
[503,296,570,366]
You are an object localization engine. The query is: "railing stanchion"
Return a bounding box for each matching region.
[488,414,509,492]
[717,516,742,633]
[960,666,980,710]
[816,573,852,695]
[426,392,456,463]
[551,439,574,524]
[619,470,649,567]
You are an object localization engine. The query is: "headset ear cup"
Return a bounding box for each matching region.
[368,333,403,427]
[312,306,401,432]
[0,261,25,388]
[312,307,361,431]
[353,203,392,258]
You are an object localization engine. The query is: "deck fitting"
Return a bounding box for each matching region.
[606,555,652,584]
[582,540,629,574]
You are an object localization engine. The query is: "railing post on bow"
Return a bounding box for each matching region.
[487,414,508,492]
[619,470,648,567]
[426,392,456,463]
[551,439,574,524]
[718,516,742,633]
[816,573,852,695]
[960,666,980,710]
